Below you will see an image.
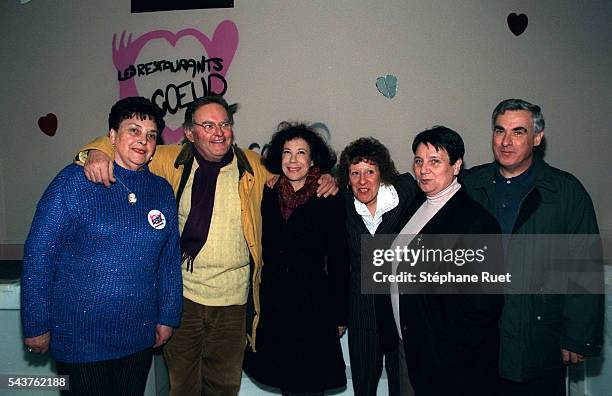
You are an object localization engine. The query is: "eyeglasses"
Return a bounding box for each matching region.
[192,121,233,134]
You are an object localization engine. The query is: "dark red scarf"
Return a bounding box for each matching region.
[180,146,234,272]
[276,166,321,220]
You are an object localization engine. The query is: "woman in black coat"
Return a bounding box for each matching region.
[392,126,504,395]
[243,123,350,396]
[338,137,418,396]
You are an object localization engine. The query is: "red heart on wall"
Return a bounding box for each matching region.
[38,113,58,136]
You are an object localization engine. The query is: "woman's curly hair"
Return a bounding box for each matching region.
[262,122,337,174]
[337,137,399,190]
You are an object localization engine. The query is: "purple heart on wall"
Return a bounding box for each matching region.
[507,13,528,36]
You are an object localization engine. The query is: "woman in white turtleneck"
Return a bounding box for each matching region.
[401,137,463,233]
[391,126,503,396]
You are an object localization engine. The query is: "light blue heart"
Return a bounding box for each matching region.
[376,74,397,99]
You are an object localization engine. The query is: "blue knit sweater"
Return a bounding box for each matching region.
[21,164,182,363]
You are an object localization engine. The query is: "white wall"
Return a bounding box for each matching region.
[1,0,611,394]
[2,0,611,245]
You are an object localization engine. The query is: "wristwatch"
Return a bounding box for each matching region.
[77,150,89,164]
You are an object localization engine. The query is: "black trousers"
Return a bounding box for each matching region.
[56,348,152,396]
[281,391,324,396]
[501,368,566,396]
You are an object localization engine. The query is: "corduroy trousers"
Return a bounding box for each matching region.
[164,298,246,396]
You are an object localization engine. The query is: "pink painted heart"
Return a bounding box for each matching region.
[112,21,239,144]
[38,113,58,136]
[161,127,185,144]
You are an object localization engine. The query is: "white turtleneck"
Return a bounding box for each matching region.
[399,177,461,236]
[391,177,461,338]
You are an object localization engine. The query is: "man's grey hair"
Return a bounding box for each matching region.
[491,99,545,133]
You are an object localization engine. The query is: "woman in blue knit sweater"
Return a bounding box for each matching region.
[21,97,182,395]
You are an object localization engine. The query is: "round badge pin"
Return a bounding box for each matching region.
[148,209,166,230]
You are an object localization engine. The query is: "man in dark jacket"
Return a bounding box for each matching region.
[462,98,604,395]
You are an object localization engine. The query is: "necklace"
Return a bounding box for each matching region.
[114,175,137,204]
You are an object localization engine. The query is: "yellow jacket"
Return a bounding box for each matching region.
[79,137,267,349]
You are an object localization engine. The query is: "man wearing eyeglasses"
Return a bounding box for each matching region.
[75,96,338,396]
